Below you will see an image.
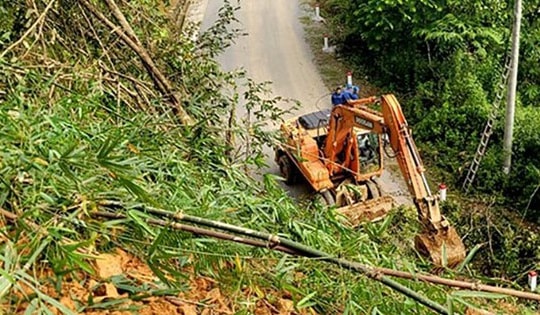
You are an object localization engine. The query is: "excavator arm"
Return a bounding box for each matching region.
[324,94,465,266]
[379,94,445,230]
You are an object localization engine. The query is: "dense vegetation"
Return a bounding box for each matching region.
[321,0,540,211]
[0,0,537,314]
[319,0,540,278]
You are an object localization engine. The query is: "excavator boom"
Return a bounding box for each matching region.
[340,95,466,266]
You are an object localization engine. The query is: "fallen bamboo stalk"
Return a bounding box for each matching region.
[92,211,299,256]
[98,201,540,302]
[92,209,449,315]
[377,267,540,301]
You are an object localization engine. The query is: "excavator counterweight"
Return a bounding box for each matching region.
[274,94,466,266]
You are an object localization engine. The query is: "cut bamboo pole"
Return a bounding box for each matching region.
[377,267,540,301]
[98,201,540,302]
[92,209,449,314]
[93,211,299,256]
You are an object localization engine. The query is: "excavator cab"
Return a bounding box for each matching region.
[275,109,394,223]
[356,130,380,172]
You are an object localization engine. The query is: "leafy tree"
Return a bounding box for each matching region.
[319,0,540,284]
[320,0,539,212]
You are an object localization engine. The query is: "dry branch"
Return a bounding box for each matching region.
[79,0,193,125]
[103,0,142,46]
[0,0,57,59]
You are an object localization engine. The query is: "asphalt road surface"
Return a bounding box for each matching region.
[199,0,412,204]
[201,0,328,113]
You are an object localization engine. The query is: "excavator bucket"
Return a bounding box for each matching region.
[337,195,395,226]
[414,226,466,267]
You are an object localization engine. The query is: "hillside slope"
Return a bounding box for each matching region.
[0,1,537,314]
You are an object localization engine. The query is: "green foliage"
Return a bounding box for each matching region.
[318,0,540,306]
[505,108,540,216]
[519,4,540,106]
[320,0,509,91]
[444,200,540,281]
[415,13,504,53]
[0,0,27,49]
[412,51,491,170]
[473,106,540,215]
[320,0,540,213]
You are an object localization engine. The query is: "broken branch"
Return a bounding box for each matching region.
[79,0,192,125]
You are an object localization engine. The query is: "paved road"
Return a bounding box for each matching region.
[201,0,328,115]
[199,0,412,204]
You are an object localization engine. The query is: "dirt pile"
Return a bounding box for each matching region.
[3,249,315,315]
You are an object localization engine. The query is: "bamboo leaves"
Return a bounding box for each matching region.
[2,0,536,313]
[0,239,78,315]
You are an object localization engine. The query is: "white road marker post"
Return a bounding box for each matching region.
[322,34,335,53]
[439,183,447,202]
[324,34,329,50]
[529,271,537,292]
[346,71,353,88]
[323,34,329,51]
[313,4,324,22]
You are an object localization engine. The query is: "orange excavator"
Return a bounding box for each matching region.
[275,94,466,266]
